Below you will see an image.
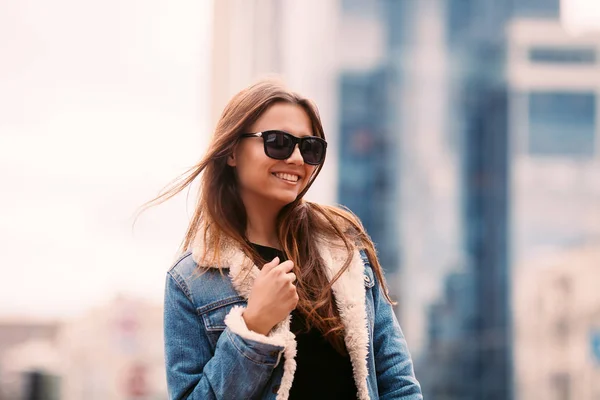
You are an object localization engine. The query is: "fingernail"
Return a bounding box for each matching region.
[272,257,279,263]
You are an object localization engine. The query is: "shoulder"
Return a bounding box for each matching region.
[168,251,197,280]
[167,251,241,307]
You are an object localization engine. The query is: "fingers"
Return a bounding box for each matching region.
[274,260,294,273]
[262,256,280,272]
[287,272,296,283]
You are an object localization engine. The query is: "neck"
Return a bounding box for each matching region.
[243,197,282,249]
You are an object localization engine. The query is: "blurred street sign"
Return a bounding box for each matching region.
[592,329,600,365]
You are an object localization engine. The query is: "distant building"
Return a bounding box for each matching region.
[336,3,399,277]
[59,296,165,400]
[0,297,164,400]
[0,320,61,400]
[422,271,478,399]
[506,21,600,399]
[422,3,600,399]
[0,320,60,360]
[371,0,514,398]
[514,245,600,400]
[506,18,600,264]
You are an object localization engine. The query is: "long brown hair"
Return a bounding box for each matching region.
[141,78,393,354]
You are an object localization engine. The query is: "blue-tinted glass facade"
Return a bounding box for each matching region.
[422,80,512,400]
[337,69,399,272]
[336,1,573,399]
[420,1,513,399]
[446,0,512,46]
[424,272,478,399]
[461,84,511,400]
[528,92,596,158]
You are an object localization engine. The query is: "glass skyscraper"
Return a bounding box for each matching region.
[336,1,564,399]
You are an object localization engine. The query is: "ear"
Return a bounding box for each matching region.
[227,152,237,167]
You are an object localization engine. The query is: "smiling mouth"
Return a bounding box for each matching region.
[272,172,300,183]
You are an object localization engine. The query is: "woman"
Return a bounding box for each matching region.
[156,79,422,399]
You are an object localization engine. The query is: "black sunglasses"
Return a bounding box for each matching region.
[240,130,327,165]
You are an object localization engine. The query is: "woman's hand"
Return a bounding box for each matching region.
[243,257,298,335]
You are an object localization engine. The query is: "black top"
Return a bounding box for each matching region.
[251,243,358,400]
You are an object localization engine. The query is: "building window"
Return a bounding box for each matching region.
[513,0,560,18]
[528,91,596,158]
[529,46,597,65]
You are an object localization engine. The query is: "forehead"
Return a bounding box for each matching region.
[250,102,314,138]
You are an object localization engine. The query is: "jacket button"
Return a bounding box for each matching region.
[364,275,370,283]
[272,385,280,394]
[269,350,280,358]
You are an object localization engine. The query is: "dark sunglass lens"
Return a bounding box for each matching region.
[265,131,294,159]
[300,138,325,164]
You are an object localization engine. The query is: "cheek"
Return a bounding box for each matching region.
[237,165,262,188]
[236,152,273,187]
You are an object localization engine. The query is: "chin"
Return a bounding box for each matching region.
[275,195,299,206]
[268,191,300,207]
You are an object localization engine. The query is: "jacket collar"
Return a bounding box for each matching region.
[191,232,371,400]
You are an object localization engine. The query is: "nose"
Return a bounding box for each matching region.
[285,144,304,165]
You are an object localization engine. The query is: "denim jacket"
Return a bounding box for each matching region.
[164,234,422,400]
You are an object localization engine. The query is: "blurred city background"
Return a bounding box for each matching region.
[1,0,599,399]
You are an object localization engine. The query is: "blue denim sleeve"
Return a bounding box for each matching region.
[164,272,284,399]
[371,267,423,399]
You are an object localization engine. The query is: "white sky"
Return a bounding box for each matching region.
[561,0,600,35]
[0,0,213,319]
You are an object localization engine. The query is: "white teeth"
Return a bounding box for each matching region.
[274,172,299,182]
